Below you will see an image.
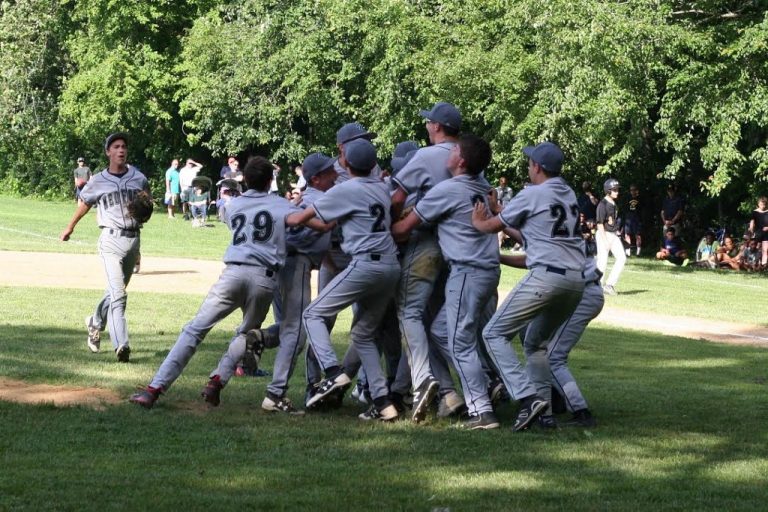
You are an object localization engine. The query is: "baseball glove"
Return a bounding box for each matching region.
[127,191,154,224]
[399,205,414,221]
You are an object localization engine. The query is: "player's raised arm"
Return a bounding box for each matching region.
[472,201,504,233]
[499,253,526,268]
[60,201,92,241]
[391,210,422,243]
[286,206,318,227]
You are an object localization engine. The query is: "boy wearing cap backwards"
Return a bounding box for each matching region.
[129,156,332,409]
[392,134,502,429]
[249,153,338,415]
[60,133,149,362]
[472,141,586,431]
[288,138,402,421]
[390,101,461,423]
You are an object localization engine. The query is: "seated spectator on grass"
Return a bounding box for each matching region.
[693,230,720,268]
[188,186,210,227]
[716,235,741,270]
[656,227,689,266]
[740,237,761,272]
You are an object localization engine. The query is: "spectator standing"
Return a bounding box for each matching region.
[496,176,514,249]
[656,227,689,266]
[165,159,181,218]
[660,184,685,238]
[179,158,203,220]
[269,163,282,195]
[220,157,237,179]
[748,196,768,268]
[577,181,598,221]
[73,157,91,202]
[623,184,644,256]
[596,178,625,295]
[290,165,306,190]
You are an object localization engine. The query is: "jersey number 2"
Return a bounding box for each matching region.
[231,211,274,245]
[370,204,386,233]
[550,204,579,238]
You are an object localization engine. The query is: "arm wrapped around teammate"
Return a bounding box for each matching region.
[127,191,155,224]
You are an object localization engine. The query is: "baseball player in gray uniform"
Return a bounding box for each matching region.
[288,138,402,421]
[472,141,586,431]
[390,101,461,422]
[129,157,330,408]
[60,132,149,362]
[257,153,338,415]
[393,134,501,429]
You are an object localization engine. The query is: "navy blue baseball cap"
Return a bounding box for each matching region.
[522,141,564,175]
[301,152,335,182]
[391,141,420,174]
[336,122,377,144]
[419,102,462,130]
[344,139,377,171]
[104,132,129,151]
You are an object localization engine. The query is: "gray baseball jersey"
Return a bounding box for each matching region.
[499,176,585,272]
[222,190,300,269]
[285,186,331,264]
[313,177,397,256]
[414,174,499,270]
[391,142,455,209]
[79,165,149,230]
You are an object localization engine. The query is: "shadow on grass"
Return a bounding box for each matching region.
[1,325,768,510]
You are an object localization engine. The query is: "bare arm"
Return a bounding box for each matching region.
[472,202,505,233]
[60,201,92,241]
[285,206,319,227]
[391,211,422,243]
[503,227,523,244]
[499,254,527,268]
[306,217,335,233]
[390,186,408,221]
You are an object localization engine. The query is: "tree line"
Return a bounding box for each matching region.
[1,0,766,227]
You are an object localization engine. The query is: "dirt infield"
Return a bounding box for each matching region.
[0,377,121,410]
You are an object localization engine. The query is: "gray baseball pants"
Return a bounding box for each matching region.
[92,229,140,351]
[303,254,400,401]
[546,279,604,412]
[397,231,444,389]
[149,264,276,391]
[483,267,585,405]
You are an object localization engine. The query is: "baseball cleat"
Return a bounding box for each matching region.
[306,372,351,408]
[488,376,509,406]
[537,414,558,429]
[563,408,597,428]
[411,378,439,423]
[358,404,399,422]
[129,387,161,409]
[242,329,266,376]
[116,345,131,363]
[85,316,101,353]
[262,393,305,415]
[513,397,548,432]
[602,284,617,296]
[437,390,467,418]
[461,411,500,430]
[201,377,224,406]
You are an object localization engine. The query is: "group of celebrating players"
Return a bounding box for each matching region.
[63,101,603,431]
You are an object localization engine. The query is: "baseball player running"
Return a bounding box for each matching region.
[288,139,402,421]
[472,141,586,431]
[60,132,149,362]
[257,152,338,415]
[393,134,501,429]
[596,178,625,295]
[129,157,330,408]
[390,101,461,422]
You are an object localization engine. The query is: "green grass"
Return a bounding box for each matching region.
[1,285,767,510]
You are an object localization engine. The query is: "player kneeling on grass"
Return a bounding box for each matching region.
[129,156,332,409]
[286,138,402,422]
[472,141,586,432]
[392,134,503,430]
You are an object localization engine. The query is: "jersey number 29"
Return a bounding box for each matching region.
[231,211,274,245]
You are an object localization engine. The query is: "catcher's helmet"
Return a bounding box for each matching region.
[603,178,620,193]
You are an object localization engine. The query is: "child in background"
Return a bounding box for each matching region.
[656,227,689,266]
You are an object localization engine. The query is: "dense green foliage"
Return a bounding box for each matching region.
[0,1,766,221]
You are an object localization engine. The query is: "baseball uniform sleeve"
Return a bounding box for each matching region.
[595,200,607,225]
[499,189,532,228]
[77,174,101,206]
[312,182,355,223]
[391,152,427,195]
[413,181,451,225]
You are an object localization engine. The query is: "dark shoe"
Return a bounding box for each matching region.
[411,378,439,423]
[129,387,161,409]
[359,404,399,421]
[513,397,548,432]
[262,393,305,415]
[462,411,500,430]
[488,376,508,405]
[242,329,266,375]
[537,414,558,429]
[116,345,131,363]
[305,371,351,408]
[201,377,224,406]
[551,386,567,415]
[563,408,596,427]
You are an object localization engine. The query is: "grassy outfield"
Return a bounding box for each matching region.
[1,195,766,326]
[1,285,767,510]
